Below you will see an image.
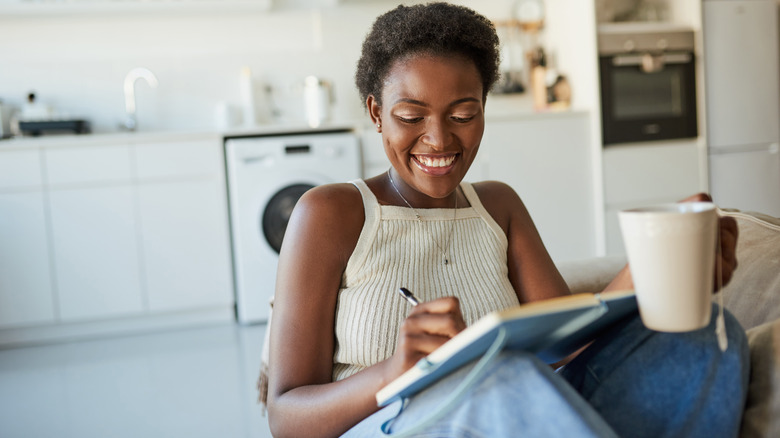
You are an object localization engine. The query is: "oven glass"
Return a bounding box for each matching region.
[599,53,698,145]
[612,66,686,119]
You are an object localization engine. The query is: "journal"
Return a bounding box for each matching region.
[376,289,638,406]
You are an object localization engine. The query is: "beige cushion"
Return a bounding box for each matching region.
[558,255,626,294]
[741,319,780,438]
[719,210,780,331]
[714,210,780,438]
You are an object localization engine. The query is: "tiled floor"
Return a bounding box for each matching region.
[0,323,272,438]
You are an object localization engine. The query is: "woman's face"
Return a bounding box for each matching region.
[369,53,485,205]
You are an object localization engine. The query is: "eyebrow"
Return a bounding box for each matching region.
[393,97,481,107]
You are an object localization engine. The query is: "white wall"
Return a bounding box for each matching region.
[0,0,597,133]
[0,5,380,132]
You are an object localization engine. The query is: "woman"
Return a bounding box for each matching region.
[266,3,747,437]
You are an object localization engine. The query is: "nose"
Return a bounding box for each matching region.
[420,117,452,150]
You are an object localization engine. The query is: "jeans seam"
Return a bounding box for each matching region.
[586,364,601,384]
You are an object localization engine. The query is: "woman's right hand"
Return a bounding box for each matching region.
[386,296,467,381]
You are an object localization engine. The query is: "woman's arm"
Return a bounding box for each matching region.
[267,184,382,437]
[267,184,465,438]
[474,181,571,304]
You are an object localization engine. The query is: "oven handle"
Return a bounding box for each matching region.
[612,52,692,72]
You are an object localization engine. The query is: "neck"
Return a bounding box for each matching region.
[386,169,458,209]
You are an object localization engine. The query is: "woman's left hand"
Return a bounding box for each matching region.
[680,193,739,291]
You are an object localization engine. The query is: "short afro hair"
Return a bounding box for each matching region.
[355,2,501,107]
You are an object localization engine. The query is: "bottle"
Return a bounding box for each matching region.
[239,67,256,127]
[531,48,548,111]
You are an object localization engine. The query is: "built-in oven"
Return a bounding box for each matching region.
[597,23,698,145]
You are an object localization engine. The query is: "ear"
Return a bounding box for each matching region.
[367,95,382,133]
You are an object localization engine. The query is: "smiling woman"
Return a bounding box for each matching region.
[264,3,749,438]
[369,54,485,203]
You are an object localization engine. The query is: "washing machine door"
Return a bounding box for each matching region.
[256,172,334,253]
[262,182,314,253]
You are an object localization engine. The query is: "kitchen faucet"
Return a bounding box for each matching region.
[122,67,158,131]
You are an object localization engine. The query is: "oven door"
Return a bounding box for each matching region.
[599,52,698,145]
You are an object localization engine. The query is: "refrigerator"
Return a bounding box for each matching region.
[703,0,780,217]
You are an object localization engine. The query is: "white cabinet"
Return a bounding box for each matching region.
[602,141,705,255]
[45,145,133,185]
[45,144,143,321]
[703,0,780,216]
[135,140,233,313]
[49,186,144,321]
[44,144,144,321]
[138,181,232,312]
[703,0,780,150]
[710,147,780,217]
[0,149,56,327]
[0,149,44,188]
[0,192,56,327]
[0,135,234,338]
[480,114,598,262]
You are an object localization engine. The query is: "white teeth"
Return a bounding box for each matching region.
[415,155,456,168]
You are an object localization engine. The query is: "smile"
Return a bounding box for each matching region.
[413,154,457,168]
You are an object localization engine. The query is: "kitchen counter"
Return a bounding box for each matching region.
[0,120,363,150]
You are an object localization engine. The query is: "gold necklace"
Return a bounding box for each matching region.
[387,169,458,265]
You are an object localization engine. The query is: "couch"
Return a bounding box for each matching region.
[558,209,780,438]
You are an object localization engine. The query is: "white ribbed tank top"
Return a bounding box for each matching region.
[332,179,520,381]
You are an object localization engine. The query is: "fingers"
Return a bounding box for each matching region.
[406,296,466,337]
[392,296,466,372]
[674,193,739,291]
[405,308,464,339]
[397,331,454,358]
[678,192,712,203]
[411,295,461,315]
[715,215,739,289]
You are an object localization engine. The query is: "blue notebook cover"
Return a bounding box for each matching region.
[376,290,638,407]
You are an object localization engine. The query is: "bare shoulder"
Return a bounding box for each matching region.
[295,182,363,217]
[281,182,365,258]
[471,180,520,202]
[470,180,527,232]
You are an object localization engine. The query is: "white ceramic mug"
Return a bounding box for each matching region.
[618,202,718,332]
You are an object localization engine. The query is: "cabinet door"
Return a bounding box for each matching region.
[603,142,703,206]
[137,181,233,312]
[480,115,597,262]
[0,191,56,327]
[703,0,780,148]
[602,141,705,255]
[45,145,133,186]
[135,140,223,180]
[49,186,144,321]
[710,147,780,217]
[0,149,43,188]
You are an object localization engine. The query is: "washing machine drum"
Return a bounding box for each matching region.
[262,183,314,253]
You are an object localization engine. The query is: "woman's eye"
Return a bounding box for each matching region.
[398,116,423,124]
[451,115,475,123]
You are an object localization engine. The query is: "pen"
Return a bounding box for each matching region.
[398,287,420,307]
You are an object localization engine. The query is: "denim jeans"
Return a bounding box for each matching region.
[342,305,749,438]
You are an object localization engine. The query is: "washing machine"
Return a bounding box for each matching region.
[225,130,361,324]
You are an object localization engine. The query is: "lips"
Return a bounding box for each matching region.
[412,153,458,175]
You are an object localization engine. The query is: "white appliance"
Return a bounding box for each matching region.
[225,131,361,324]
[703,0,780,216]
